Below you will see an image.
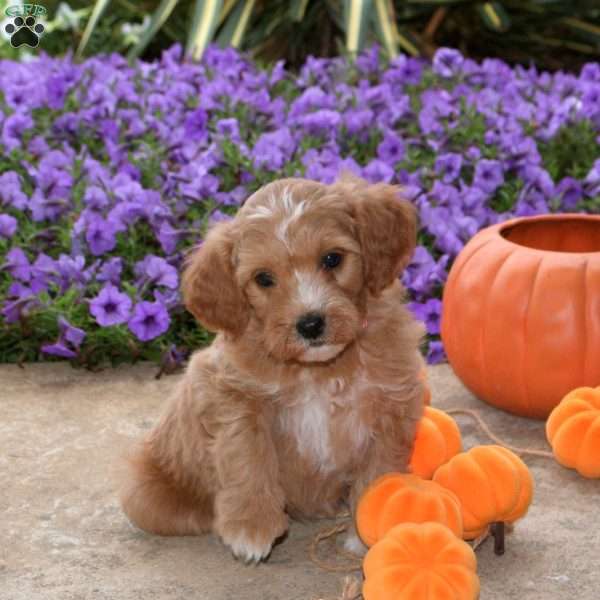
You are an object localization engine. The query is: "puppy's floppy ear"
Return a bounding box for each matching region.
[181,222,249,336]
[345,179,417,296]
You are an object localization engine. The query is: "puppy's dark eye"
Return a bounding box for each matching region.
[254,271,275,288]
[321,252,343,270]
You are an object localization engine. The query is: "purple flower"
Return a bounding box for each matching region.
[154,288,181,310]
[344,108,374,135]
[403,246,448,298]
[134,255,178,289]
[55,254,91,292]
[427,340,446,364]
[85,217,118,256]
[41,316,86,359]
[2,112,34,150]
[90,284,132,326]
[583,159,600,196]
[97,257,123,285]
[252,127,295,170]
[156,221,180,254]
[297,109,341,135]
[432,48,464,78]
[363,159,394,184]
[408,298,443,335]
[183,108,208,140]
[4,248,31,281]
[521,166,554,204]
[209,209,233,225]
[41,342,78,359]
[83,186,110,210]
[0,171,28,210]
[59,316,86,347]
[377,131,406,165]
[0,214,18,238]
[555,177,583,210]
[473,159,504,194]
[128,301,170,341]
[216,118,240,142]
[434,153,463,183]
[2,282,38,323]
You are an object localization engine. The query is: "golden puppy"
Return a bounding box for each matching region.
[119,175,426,562]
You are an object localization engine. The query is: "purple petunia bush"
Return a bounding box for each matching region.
[0,45,599,368]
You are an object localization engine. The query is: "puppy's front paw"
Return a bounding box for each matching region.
[218,512,288,564]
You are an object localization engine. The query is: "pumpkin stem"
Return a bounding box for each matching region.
[491,521,505,555]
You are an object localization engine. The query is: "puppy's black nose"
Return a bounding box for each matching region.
[296,312,325,340]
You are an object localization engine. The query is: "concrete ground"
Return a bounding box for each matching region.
[1,361,598,600]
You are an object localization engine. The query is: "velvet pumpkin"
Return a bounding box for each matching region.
[441,213,600,419]
[363,522,480,600]
[356,473,463,547]
[546,386,600,478]
[433,445,533,539]
[410,407,462,479]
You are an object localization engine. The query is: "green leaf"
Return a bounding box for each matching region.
[372,0,399,57]
[127,0,180,61]
[290,0,311,22]
[344,0,373,53]
[187,0,224,61]
[217,0,257,48]
[75,0,112,60]
[477,2,511,32]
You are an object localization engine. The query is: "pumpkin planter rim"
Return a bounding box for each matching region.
[495,213,600,257]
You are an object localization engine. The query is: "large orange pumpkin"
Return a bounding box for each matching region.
[432,445,534,540]
[441,213,600,419]
[363,522,480,600]
[546,386,600,478]
[410,407,462,479]
[356,473,463,547]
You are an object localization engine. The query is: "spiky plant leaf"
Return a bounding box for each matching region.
[187,0,224,61]
[477,2,511,32]
[344,0,374,53]
[217,0,257,48]
[75,0,112,60]
[372,0,399,56]
[397,27,422,56]
[562,17,600,45]
[127,0,180,60]
[219,0,238,26]
[290,0,312,22]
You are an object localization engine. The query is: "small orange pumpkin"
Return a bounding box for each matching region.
[410,406,462,479]
[363,522,480,600]
[433,445,533,539]
[356,473,463,547]
[546,386,600,478]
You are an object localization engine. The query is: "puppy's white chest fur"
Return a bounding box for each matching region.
[278,376,369,473]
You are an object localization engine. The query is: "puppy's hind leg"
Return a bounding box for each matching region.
[118,440,214,536]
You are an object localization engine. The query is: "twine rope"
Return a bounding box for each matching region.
[445,408,554,458]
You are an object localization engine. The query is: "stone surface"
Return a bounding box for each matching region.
[1,361,598,599]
